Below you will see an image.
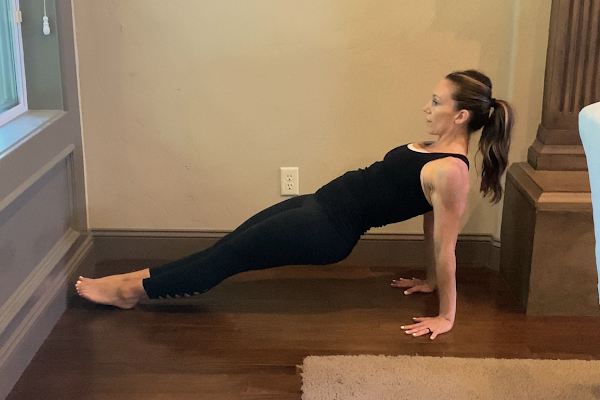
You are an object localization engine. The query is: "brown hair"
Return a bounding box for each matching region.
[445,70,514,204]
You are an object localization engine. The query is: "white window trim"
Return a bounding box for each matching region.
[0,0,28,128]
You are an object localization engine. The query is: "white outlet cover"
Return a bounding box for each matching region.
[280,167,299,196]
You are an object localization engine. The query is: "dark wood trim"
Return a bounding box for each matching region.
[536,124,581,146]
[527,141,588,171]
[91,229,500,270]
[501,164,598,316]
[541,0,600,131]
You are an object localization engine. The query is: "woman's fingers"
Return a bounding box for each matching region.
[401,317,435,337]
[402,285,430,295]
[401,318,430,330]
[402,316,452,340]
[405,326,438,340]
[390,279,434,294]
[412,327,431,337]
[402,325,431,337]
[403,286,416,295]
[390,278,418,288]
[401,321,428,332]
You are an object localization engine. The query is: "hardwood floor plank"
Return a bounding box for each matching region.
[6,264,600,400]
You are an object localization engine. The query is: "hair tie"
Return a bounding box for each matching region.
[491,98,497,107]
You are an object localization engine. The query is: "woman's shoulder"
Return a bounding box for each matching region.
[423,157,469,196]
[431,158,469,195]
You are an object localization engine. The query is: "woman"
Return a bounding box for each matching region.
[77,69,513,340]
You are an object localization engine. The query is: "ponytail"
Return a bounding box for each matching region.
[479,99,514,204]
[445,70,515,204]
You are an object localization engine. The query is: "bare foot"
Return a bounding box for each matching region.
[76,272,148,309]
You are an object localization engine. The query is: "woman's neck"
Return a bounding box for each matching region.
[427,131,469,155]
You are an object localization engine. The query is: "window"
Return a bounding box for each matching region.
[0,0,27,127]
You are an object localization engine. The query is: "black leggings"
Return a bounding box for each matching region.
[142,195,361,299]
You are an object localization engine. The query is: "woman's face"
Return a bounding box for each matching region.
[422,79,464,136]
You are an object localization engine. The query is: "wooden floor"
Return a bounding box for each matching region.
[7,260,600,400]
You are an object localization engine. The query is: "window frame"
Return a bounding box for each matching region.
[0,0,28,128]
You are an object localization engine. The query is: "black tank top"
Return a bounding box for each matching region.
[314,144,469,234]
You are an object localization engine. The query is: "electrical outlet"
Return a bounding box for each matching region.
[280,167,299,196]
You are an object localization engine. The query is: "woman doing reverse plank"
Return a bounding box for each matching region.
[77,69,513,340]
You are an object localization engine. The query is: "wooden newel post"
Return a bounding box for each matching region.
[500,0,600,315]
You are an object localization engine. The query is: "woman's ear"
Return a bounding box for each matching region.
[455,109,470,126]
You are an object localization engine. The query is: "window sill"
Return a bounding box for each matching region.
[0,110,65,160]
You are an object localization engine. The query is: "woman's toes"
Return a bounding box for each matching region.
[75,278,88,296]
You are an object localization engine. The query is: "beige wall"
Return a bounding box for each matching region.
[73,0,551,238]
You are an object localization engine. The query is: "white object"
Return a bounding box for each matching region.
[43,0,50,35]
[280,167,299,196]
[579,102,600,303]
[43,16,50,35]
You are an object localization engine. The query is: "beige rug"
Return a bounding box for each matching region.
[300,355,600,400]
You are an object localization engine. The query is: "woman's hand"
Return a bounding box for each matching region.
[391,277,436,295]
[401,316,453,340]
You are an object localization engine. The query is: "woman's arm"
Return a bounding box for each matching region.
[390,211,437,293]
[401,159,468,339]
[423,211,437,290]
